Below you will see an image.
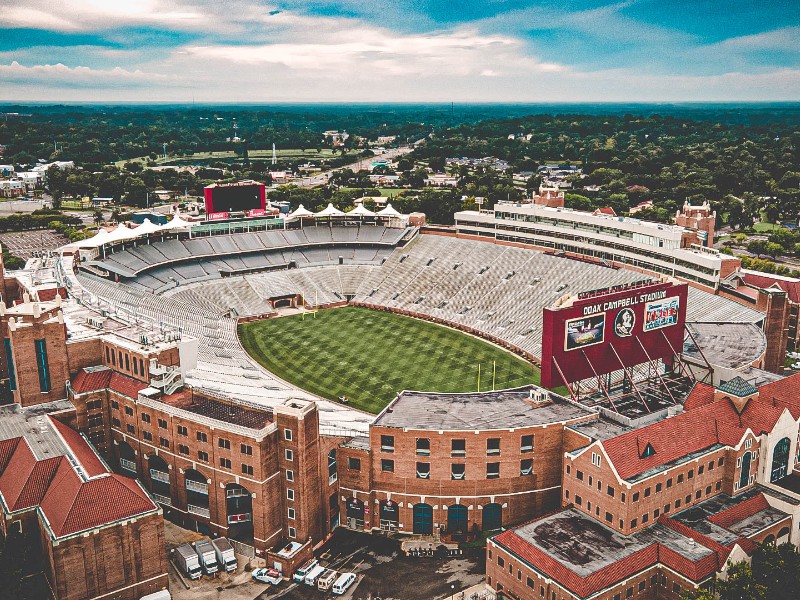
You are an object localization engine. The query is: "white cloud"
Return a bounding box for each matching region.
[713,27,800,52]
[0,61,168,87]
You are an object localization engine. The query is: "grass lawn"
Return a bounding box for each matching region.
[115,148,338,168]
[753,222,780,233]
[238,306,540,414]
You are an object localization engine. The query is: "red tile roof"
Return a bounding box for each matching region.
[109,371,148,399]
[602,394,788,481]
[0,438,21,473]
[70,368,112,393]
[49,417,107,478]
[683,382,716,411]
[39,466,157,538]
[36,287,67,302]
[742,272,800,304]
[708,493,770,529]
[757,374,800,420]
[0,440,65,513]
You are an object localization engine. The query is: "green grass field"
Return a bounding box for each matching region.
[238,306,540,414]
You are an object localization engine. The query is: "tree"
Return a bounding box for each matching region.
[752,542,800,600]
[717,561,766,600]
[428,156,446,172]
[92,210,104,227]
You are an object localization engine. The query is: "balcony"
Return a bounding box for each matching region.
[152,493,172,506]
[120,458,137,472]
[150,469,170,483]
[188,504,211,518]
[186,480,209,495]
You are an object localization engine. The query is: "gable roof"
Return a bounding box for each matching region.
[0,440,64,513]
[718,376,758,398]
[48,417,107,478]
[70,367,148,399]
[742,271,800,304]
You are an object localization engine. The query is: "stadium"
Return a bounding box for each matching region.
[0,191,797,599]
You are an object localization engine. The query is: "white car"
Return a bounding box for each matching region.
[792,362,800,370]
[252,568,282,585]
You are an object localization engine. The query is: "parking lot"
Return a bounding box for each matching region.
[167,525,486,600]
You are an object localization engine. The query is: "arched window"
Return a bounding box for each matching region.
[771,437,791,482]
[482,503,502,531]
[413,503,433,535]
[447,504,468,535]
[739,451,752,490]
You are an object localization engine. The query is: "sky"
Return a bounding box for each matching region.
[0,0,799,103]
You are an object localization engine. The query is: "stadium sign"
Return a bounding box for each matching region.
[541,281,688,388]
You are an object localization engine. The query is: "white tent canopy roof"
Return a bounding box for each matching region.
[72,227,112,248]
[161,212,192,230]
[104,223,140,243]
[132,218,162,236]
[348,204,376,217]
[377,203,402,217]
[316,203,345,217]
[288,204,315,218]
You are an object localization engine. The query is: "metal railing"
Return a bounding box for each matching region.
[152,493,172,506]
[120,458,137,472]
[186,480,209,494]
[188,504,210,518]
[150,469,170,483]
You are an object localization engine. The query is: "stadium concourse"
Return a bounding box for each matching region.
[72,224,766,422]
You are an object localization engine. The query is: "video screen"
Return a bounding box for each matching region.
[211,184,262,212]
[644,297,680,331]
[565,313,605,351]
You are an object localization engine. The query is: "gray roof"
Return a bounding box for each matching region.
[373,386,594,431]
[683,323,767,370]
[0,400,74,460]
[506,508,713,579]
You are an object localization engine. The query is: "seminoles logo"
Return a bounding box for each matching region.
[615,308,635,337]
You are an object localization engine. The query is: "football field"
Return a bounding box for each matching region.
[238,306,540,414]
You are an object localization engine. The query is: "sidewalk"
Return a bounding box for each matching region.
[436,581,495,600]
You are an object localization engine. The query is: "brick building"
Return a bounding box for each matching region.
[675,201,716,247]
[486,375,800,600]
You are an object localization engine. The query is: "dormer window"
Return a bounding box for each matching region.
[640,443,656,459]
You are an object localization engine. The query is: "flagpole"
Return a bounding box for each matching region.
[477,364,481,392]
[492,360,496,391]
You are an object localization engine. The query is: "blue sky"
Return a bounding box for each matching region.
[0,0,798,102]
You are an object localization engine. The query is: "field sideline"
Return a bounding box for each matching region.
[238,306,541,414]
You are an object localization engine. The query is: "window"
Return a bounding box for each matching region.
[143,431,153,442]
[348,457,361,471]
[686,494,692,504]
[718,457,724,467]
[527,577,534,589]
[497,557,505,568]
[672,583,681,594]
[605,511,612,522]
[614,595,621,600]
[159,437,169,448]
[198,450,208,462]
[632,492,640,502]
[591,452,602,467]
[654,508,660,518]
[639,581,646,592]
[621,493,626,502]
[242,464,254,476]
[158,418,167,429]
[626,586,633,598]
[416,462,430,479]
[644,487,651,497]
[416,438,430,456]
[219,457,231,469]
[111,400,119,410]
[238,443,252,455]
[286,469,294,482]
[487,438,501,455]
[655,483,662,492]
[699,464,705,475]
[631,518,637,528]
[381,435,394,452]
[665,503,671,513]
[487,462,500,479]
[651,574,658,585]
[642,513,649,523]
[34,339,51,392]
[520,459,533,476]
[218,438,230,449]
[88,414,103,429]
[133,358,138,375]
[288,507,295,520]
[716,481,722,491]
[577,470,584,481]
[381,459,394,473]
[288,527,296,539]
[706,485,712,495]
[607,485,615,498]
[126,424,135,434]
[688,469,694,479]
[696,490,702,499]
[87,399,102,411]
[566,465,571,475]
[141,413,151,423]
[124,406,134,416]
[124,354,130,372]
[575,495,582,506]
[521,435,533,453]
[178,444,189,455]
[451,463,465,480]
[284,429,292,441]
[177,425,187,436]
[451,439,466,456]
[677,474,684,483]
[640,442,655,458]
[112,417,120,428]
[589,476,593,486]
[287,489,295,501]
[666,477,673,488]
[745,438,753,449]
[196,431,207,443]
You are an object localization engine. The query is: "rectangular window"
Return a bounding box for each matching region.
[198,450,209,462]
[177,425,187,436]
[126,424,135,434]
[521,435,534,453]
[242,464,253,476]
[4,339,16,391]
[218,438,230,449]
[124,406,133,416]
[112,417,120,427]
[287,489,295,501]
[284,429,292,441]
[288,507,295,520]
[452,463,465,480]
[644,487,651,497]
[219,457,231,469]
[626,587,633,598]
[159,437,169,448]
[241,444,253,455]
[487,462,500,479]
[133,358,138,375]
[642,513,649,523]
[288,527,296,539]
[416,462,430,479]
[638,581,646,592]
[285,449,294,461]
[179,444,189,455]
[348,457,361,471]
[607,485,615,498]
[142,431,152,442]
[158,418,167,429]
[286,469,294,482]
[497,557,504,567]
[666,477,673,488]
[630,518,637,528]
[196,431,207,443]
[487,438,501,455]
[655,483,662,492]
[34,339,51,392]
[654,508,660,518]
[520,458,533,476]
[88,414,103,428]
[678,474,684,483]
[699,465,705,475]
[111,400,119,410]
[124,354,130,372]
[451,439,466,456]
[688,469,694,479]
[576,470,584,481]
[141,413,151,423]
[381,459,394,473]
[416,438,430,456]
[381,435,394,453]
[632,492,640,502]
[605,511,612,522]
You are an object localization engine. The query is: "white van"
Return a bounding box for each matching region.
[332,572,356,595]
[317,569,339,591]
[293,558,319,583]
[304,564,326,586]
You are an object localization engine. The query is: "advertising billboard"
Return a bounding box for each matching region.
[204,181,266,215]
[541,281,688,388]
